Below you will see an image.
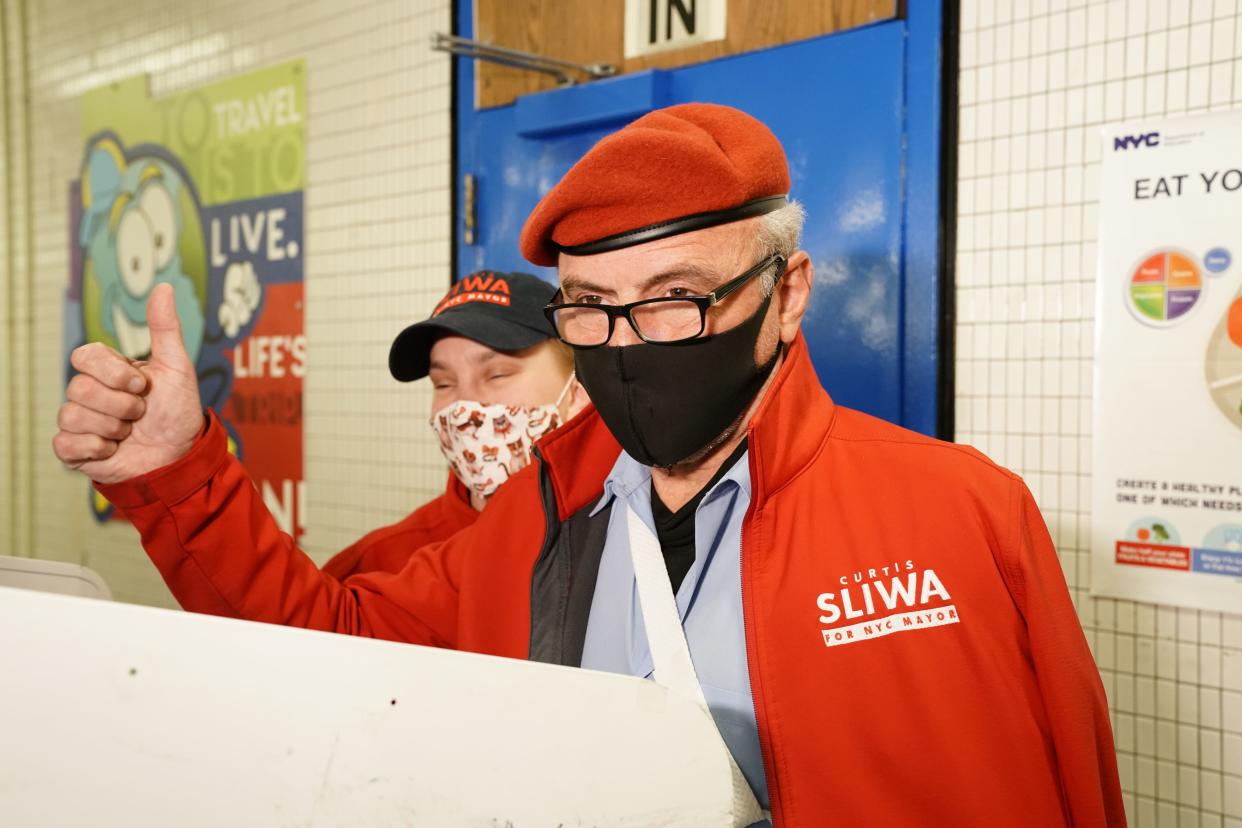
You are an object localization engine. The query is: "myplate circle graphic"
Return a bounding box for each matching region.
[1126,248,1205,327]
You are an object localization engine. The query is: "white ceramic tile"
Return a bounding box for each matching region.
[1210,61,1234,103]
[1226,651,1242,691]
[1160,758,1181,799]
[1169,67,1192,110]
[1193,0,1218,22]
[1224,732,1242,776]
[1191,22,1215,63]
[1106,0,1129,35]
[1205,689,1225,730]
[1147,73,1169,112]
[1182,764,1203,806]
[1205,729,1225,771]
[1171,0,1194,27]
[1189,64,1213,107]
[1223,617,1242,649]
[1226,774,1242,818]
[1226,692,1242,734]
[1212,17,1238,59]
[1204,768,1226,811]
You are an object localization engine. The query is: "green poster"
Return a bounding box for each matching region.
[68,60,307,539]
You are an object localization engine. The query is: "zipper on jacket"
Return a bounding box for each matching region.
[527,446,565,662]
[531,447,559,565]
[741,444,781,826]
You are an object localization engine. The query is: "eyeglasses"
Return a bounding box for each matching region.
[544,254,786,348]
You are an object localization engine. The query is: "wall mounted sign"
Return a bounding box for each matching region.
[1092,109,1242,612]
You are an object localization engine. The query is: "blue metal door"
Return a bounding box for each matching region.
[453,2,945,436]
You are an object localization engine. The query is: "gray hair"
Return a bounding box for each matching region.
[752,200,806,294]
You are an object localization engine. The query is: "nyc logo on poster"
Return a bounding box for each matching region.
[66,60,307,541]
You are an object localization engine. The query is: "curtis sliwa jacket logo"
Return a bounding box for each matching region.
[816,560,959,647]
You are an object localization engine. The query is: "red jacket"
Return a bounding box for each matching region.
[320,475,477,580]
[99,334,1124,827]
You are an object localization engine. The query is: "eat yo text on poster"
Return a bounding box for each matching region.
[1134,168,1242,199]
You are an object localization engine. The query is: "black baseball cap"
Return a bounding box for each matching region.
[389,271,559,382]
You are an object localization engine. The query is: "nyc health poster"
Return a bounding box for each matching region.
[1091,110,1242,613]
[66,61,306,541]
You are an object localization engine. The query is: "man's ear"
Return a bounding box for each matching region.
[564,374,590,421]
[776,251,813,344]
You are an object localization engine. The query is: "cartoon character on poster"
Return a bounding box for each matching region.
[77,137,209,364]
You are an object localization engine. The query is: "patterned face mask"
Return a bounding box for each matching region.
[429,374,574,499]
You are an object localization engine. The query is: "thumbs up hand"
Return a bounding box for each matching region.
[54,283,205,484]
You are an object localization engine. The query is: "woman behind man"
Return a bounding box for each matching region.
[322,270,587,578]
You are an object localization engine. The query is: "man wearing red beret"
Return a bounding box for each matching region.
[54,104,1124,826]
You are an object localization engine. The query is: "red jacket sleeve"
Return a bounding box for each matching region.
[1003,477,1127,827]
[96,412,461,648]
[320,510,444,581]
[321,476,478,580]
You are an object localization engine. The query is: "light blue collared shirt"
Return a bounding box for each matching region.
[579,449,769,810]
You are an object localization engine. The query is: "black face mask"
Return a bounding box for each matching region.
[573,292,781,468]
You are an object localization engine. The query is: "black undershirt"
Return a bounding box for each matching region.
[649,438,750,594]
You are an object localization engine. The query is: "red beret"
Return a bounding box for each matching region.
[519,103,791,266]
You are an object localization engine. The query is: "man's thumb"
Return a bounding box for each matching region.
[147,283,191,369]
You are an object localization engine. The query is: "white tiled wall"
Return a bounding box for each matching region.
[0,0,453,606]
[957,1,1242,824]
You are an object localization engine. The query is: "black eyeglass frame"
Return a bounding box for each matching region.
[543,254,787,348]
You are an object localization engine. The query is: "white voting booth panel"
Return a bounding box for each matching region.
[0,554,111,600]
[0,586,741,826]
